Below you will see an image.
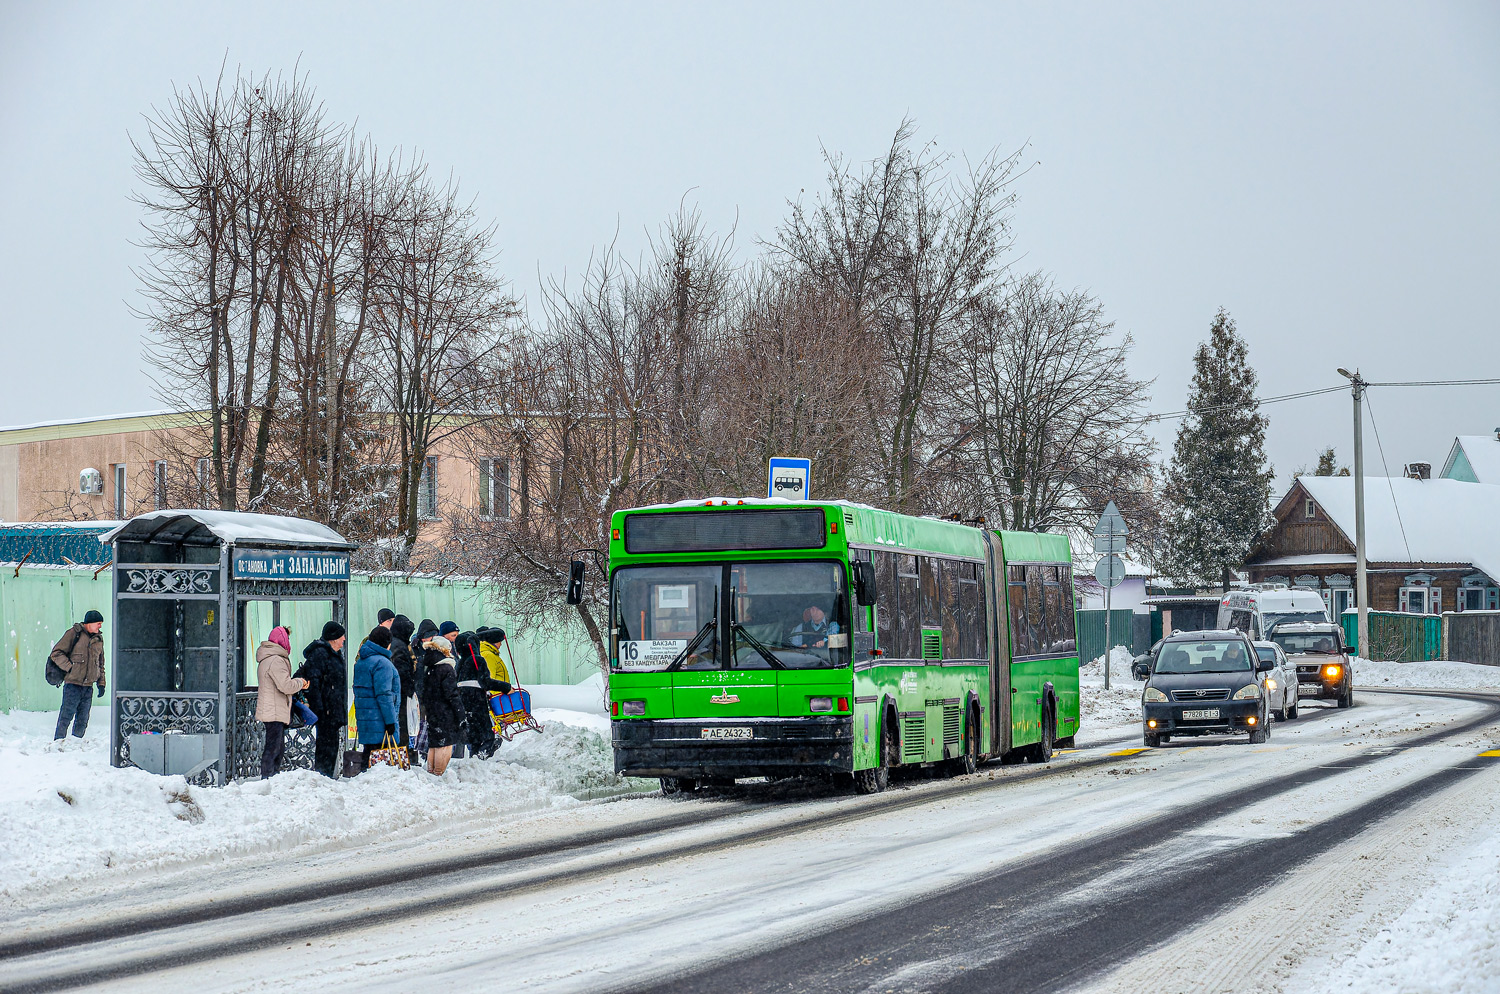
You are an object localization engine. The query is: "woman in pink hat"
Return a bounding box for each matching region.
[256,626,309,779]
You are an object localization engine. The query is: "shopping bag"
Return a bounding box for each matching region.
[369,732,410,771]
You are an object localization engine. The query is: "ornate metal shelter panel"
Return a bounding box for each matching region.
[230,693,321,779]
[116,564,219,598]
[233,579,345,600]
[115,692,218,764]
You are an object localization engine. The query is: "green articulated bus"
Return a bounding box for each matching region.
[599,498,1080,794]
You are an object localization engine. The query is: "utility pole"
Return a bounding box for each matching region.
[1338,368,1370,658]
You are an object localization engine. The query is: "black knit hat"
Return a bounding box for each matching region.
[83,610,104,625]
[367,626,392,649]
[321,621,346,642]
[377,608,395,624]
[438,621,460,637]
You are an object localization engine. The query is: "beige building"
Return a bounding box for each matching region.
[0,412,513,546]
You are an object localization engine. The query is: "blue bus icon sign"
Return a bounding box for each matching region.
[767,457,811,500]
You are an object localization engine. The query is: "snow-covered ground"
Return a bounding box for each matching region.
[1078,646,1144,737]
[0,679,650,903]
[1349,655,1500,690]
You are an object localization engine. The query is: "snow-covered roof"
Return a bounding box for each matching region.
[100,510,354,550]
[1295,476,1500,582]
[1253,553,1357,568]
[1442,435,1500,484]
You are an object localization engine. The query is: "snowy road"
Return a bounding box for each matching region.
[3,688,1499,994]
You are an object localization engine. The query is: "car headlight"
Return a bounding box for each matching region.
[1233,684,1262,700]
[1324,664,1342,680]
[1143,687,1168,703]
[1264,678,1277,690]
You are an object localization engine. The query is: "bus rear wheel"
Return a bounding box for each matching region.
[660,776,698,795]
[1027,708,1055,764]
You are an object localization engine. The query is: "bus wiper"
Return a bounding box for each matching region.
[732,624,786,670]
[665,621,716,671]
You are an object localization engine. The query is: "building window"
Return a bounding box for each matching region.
[1399,585,1439,615]
[1457,576,1499,612]
[1304,498,1316,519]
[478,458,511,519]
[1326,586,1355,619]
[154,460,168,510]
[113,464,127,518]
[418,456,440,520]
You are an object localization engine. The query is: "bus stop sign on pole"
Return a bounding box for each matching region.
[1093,500,1129,690]
[768,457,811,500]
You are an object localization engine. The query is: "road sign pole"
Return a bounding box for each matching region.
[1104,579,1112,690]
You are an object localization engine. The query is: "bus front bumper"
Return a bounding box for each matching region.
[612,716,855,779]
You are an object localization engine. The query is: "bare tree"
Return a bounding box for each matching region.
[946,272,1155,532]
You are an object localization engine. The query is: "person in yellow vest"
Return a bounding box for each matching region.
[478,627,510,684]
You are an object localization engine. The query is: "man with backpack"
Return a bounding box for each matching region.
[49,609,106,741]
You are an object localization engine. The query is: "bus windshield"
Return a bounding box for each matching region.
[611,561,848,671]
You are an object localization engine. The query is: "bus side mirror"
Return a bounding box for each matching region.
[566,560,586,605]
[854,561,878,606]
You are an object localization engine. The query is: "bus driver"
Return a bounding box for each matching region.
[789,605,839,649]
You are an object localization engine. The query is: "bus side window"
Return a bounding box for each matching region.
[1055,564,1076,649]
[897,555,921,659]
[940,560,962,658]
[958,562,984,659]
[1025,565,1046,654]
[874,551,896,651]
[1008,565,1032,657]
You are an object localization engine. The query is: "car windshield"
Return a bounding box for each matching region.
[610,561,848,671]
[1272,632,1342,655]
[1154,640,1254,674]
[1263,611,1327,634]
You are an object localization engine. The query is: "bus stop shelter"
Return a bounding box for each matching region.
[101,510,354,784]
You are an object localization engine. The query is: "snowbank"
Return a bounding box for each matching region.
[1311,828,1500,993]
[0,700,646,901]
[1351,656,1500,690]
[1079,646,1143,733]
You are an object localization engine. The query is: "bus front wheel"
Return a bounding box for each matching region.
[853,723,893,794]
[660,776,698,795]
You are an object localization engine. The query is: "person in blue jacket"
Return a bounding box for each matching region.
[351,625,401,772]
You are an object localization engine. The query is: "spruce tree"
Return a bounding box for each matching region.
[1160,308,1275,586]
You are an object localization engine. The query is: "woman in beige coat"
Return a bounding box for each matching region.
[256,626,309,779]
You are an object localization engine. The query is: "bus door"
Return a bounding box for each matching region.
[982,532,1011,757]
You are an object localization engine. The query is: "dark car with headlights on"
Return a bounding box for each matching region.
[1269,621,1354,709]
[1141,630,1274,747]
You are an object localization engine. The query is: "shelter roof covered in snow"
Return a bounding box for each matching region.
[1280,476,1500,582]
[99,510,354,550]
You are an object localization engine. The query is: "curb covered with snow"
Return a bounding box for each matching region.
[0,702,649,902]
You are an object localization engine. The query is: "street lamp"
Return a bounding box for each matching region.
[1337,368,1370,659]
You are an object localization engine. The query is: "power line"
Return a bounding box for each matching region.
[1362,391,1414,564]
[1139,375,1500,426]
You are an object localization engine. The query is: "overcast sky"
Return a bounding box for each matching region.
[2,1,1496,494]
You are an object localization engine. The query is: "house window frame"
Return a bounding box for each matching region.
[1398,574,1439,615]
[113,464,127,518]
[478,457,511,520]
[418,456,440,521]
[1304,498,1316,519]
[153,460,168,510]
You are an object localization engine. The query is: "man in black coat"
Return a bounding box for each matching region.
[296,621,348,778]
[389,615,417,747]
[453,628,511,759]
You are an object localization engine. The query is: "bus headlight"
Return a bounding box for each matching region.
[1143,687,1168,703]
[1233,684,1262,700]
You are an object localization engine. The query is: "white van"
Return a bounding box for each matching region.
[1217,585,1330,640]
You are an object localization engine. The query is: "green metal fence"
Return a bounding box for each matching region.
[0,565,597,713]
[1340,609,1442,661]
[1077,609,1136,665]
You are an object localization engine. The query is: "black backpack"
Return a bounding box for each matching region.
[46,628,81,687]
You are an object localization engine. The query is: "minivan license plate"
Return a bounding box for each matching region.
[1182,708,1221,721]
[701,727,752,740]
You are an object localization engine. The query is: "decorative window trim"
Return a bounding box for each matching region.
[418,456,440,521]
